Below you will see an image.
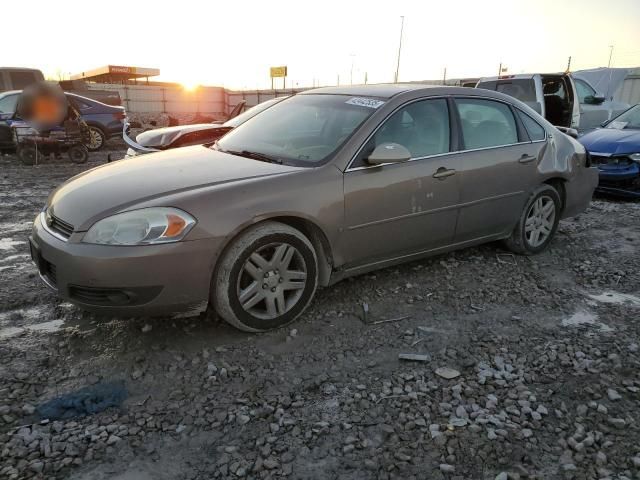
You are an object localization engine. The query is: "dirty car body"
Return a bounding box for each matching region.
[30,85,598,330]
[578,104,640,199]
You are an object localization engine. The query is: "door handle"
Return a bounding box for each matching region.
[433,167,456,179]
[518,154,537,164]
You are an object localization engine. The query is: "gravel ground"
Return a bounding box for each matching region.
[1,145,639,480]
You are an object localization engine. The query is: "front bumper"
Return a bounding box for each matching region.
[30,213,222,316]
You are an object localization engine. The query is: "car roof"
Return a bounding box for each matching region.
[300,84,451,99]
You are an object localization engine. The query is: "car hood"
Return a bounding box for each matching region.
[135,124,230,148]
[578,128,640,155]
[48,145,300,231]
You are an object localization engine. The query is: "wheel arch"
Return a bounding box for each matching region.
[542,177,567,212]
[215,215,335,287]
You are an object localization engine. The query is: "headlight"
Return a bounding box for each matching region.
[629,153,640,162]
[83,207,196,245]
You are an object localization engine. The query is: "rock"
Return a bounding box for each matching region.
[394,451,411,462]
[237,415,250,425]
[399,353,431,362]
[106,435,121,445]
[608,417,626,428]
[495,473,508,480]
[263,458,278,470]
[440,464,455,473]
[141,324,152,333]
[435,367,461,380]
[607,388,622,401]
[596,451,607,465]
[30,462,44,473]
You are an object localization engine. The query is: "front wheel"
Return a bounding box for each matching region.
[68,144,89,164]
[504,184,561,255]
[213,222,318,332]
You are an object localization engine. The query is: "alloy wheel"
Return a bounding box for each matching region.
[88,127,104,150]
[525,195,556,248]
[236,242,308,320]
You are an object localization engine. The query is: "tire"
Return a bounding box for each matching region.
[18,146,37,165]
[86,126,106,151]
[68,144,89,164]
[504,184,561,255]
[214,221,318,332]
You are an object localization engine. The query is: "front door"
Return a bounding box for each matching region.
[342,98,461,267]
[453,97,547,242]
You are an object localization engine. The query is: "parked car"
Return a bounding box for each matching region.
[0,67,44,93]
[578,104,640,199]
[123,97,287,157]
[476,73,628,131]
[0,90,125,152]
[30,85,597,332]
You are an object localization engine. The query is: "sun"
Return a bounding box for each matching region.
[181,81,199,91]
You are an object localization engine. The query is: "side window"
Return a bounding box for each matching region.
[0,94,19,114]
[456,98,518,149]
[495,80,537,103]
[353,98,450,167]
[574,79,595,104]
[516,110,546,141]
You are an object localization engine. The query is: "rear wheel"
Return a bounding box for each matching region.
[213,222,318,332]
[86,126,106,151]
[504,184,561,255]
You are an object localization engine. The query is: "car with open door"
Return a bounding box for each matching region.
[476,73,628,131]
[30,85,597,332]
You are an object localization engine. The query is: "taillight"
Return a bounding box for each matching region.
[113,111,126,120]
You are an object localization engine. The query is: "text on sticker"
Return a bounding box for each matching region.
[345,97,385,109]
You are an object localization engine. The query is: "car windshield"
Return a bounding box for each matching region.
[606,105,640,130]
[223,97,285,128]
[215,94,380,166]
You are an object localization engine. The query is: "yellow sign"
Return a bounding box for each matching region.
[270,66,288,78]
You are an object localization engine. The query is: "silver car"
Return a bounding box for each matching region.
[29,85,598,331]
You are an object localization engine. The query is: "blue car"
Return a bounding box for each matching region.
[0,90,125,152]
[578,104,640,199]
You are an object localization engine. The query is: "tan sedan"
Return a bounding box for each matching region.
[30,85,598,331]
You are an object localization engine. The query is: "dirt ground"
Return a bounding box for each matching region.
[1,144,639,480]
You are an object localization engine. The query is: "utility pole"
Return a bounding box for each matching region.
[394,16,404,83]
[364,72,368,84]
[498,62,502,76]
[350,54,355,85]
[608,45,614,67]
[443,67,447,85]
[566,56,572,72]
[337,74,340,86]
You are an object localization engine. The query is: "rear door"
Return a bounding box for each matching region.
[342,98,461,267]
[453,97,547,242]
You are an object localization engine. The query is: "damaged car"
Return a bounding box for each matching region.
[578,104,640,199]
[123,96,286,157]
[30,85,597,332]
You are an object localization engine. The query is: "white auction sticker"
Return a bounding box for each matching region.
[345,97,385,109]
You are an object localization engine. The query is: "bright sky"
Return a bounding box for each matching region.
[5,0,640,89]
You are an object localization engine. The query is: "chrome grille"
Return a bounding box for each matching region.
[48,213,74,239]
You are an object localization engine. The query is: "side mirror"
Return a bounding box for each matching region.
[367,143,411,165]
[584,94,606,105]
[556,126,579,139]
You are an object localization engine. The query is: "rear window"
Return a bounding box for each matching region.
[478,79,536,103]
[516,110,546,141]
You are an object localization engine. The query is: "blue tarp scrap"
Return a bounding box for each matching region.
[36,381,127,420]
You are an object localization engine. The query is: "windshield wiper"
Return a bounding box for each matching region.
[218,147,283,164]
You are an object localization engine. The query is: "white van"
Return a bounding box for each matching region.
[476,73,628,130]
